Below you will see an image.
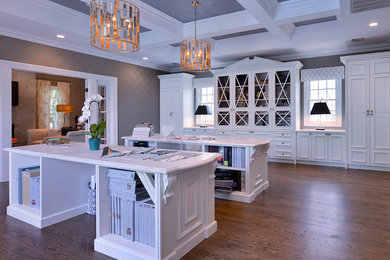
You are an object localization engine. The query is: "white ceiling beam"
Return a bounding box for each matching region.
[212,20,345,58]
[183,10,262,39]
[130,0,183,42]
[236,0,294,41]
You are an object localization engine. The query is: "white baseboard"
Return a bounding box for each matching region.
[7,204,87,229]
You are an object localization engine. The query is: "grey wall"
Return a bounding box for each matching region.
[0,35,167,144]
[12,70,37,143]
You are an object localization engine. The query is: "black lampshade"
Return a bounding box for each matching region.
[310,102,331,115]
[194,105,212,115]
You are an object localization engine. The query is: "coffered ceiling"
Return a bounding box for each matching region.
[1,0,390,72]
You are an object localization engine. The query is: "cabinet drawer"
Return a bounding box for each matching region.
[216,130,233,136]
[273,150,293,158]
[273,139,292,147]
[273,132,293,139]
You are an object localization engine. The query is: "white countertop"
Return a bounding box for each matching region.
[296,129,346,133]
[4,143,220,175]
[122,134,271,148]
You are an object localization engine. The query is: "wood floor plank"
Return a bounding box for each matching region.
[0,163,389,259]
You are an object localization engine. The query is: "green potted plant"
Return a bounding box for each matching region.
[78,94,106,150]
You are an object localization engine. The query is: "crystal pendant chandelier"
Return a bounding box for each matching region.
[90,0,140,53]
[180,1,211,72]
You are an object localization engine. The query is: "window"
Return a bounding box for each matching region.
[195,86,214,126]
[49,86,58,129]
[304,79,342,127]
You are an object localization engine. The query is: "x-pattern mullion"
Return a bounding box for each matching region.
[275,72,291,106]
[236,111,248,125]
[276,111,290,126]
[218,112,229,125]
[218,77,230,107]
[255,111,268,126]
[255,73,269,106]
[235,75,249,107]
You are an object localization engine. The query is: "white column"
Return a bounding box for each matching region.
[0,66,12,182]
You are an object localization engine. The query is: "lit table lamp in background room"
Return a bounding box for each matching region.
[310,101,331,130]
[57,104,73,127]
[195,105,212,128]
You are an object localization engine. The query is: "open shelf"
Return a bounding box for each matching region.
[216,165,245,171]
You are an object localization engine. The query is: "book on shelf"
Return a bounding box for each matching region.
[135,198,155,247]
[107,169,136,180]
[108,168,155,246]
[21,168,40,207]
[18,166,39,205]
[29,175,40,209]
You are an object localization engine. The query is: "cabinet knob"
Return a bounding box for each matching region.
[282,142,285,144]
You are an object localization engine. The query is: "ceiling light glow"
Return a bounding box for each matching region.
[369,22,379,27]
[56,34,65,39]
[142,57,148,60]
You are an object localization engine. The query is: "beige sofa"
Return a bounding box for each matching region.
[26,129,61,145]
[66,130,86,142]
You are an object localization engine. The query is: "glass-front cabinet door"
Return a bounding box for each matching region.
[275,70,291,107]
[274,70,292,128]
[216,75,231,127]
[217,75,230,109]
[253,72,270,128]
[233,74,249,127]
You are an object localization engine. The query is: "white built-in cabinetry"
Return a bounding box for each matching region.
[296,130,346,166]
[158,73,194,135]
[210,57,303,162]
[342,52,390,169]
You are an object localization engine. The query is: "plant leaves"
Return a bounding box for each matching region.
[97,121,106,135]
[90,124,98,133]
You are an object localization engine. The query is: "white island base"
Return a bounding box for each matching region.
[5,143,219,260]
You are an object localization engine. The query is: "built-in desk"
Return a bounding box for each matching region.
[122,134,271,203]
[5,143,219,260]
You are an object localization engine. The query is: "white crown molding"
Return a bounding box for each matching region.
[0,27,171,72]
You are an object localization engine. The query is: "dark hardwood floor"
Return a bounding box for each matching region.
[1,163,390,259]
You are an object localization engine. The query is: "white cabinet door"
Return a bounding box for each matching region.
[369,58,390,166]
[311,133,327,161]
[348,61,370,165]
[297,133,311,160]
[328,133,345,163]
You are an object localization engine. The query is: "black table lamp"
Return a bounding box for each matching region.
[195,105,212,128]
[310,101,331,130]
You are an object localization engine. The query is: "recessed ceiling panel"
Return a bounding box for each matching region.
[140,0,245,23]
[48,0,151,32]
[170,42,182,47]
[212,28,268,40]
[294,16,337,27]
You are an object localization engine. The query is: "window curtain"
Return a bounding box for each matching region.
[36,79,51,129]
[301,66,344,82]
[36,80,70,129]
[56,81,71,128]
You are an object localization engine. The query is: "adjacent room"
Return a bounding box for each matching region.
[0,0,389,259]
[11,70,86,146]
